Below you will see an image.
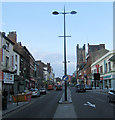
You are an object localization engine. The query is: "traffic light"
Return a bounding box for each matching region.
[94,73,100,80]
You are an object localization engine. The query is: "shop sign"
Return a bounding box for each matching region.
[103,75,111,79]
[3,73,14,84]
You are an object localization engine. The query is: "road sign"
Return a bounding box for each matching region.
[62,75,68,81]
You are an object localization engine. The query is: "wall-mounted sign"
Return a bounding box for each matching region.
[3,73,14,84]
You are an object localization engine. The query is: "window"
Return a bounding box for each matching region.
[100,66,103,74]
[6,56,9,69]
[108,62,111,72]
[6,42,9,51]
[105,63,107,73]
[15,55,17,62]
[109,79,111,88]
[94,69,96,73]
[15,64,17,72]
[12,56,14,70]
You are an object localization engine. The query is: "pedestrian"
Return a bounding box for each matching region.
[2,89,8,110]
[2,88,8,98]
[106,85,108,89]
[9,88,14,102]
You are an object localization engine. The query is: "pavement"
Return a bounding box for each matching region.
[53,87,77,118]
[1,87,110,119]
[59,87,72,104]
[2,101,30,116]
[91,87,109,93]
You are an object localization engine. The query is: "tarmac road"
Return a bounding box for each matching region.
[2,89,63,119]
[70,87,115,119]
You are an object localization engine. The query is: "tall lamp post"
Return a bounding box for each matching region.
[52,7,77,101]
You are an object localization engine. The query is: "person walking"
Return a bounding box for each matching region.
[2,88,8,110]
[9,88,14,102]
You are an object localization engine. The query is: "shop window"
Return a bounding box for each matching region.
[109,79,111,88]
[104,80,107,88]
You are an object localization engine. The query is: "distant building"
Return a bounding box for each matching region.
[76,44,86,83]
[56,77,61,83]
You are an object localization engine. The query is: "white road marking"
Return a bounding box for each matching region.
[84,101,96,108]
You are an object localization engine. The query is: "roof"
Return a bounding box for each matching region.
[109,55,115,62]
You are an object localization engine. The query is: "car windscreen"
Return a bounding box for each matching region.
[78,85,85,88]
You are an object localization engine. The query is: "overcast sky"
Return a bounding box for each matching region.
[1,1,113,78]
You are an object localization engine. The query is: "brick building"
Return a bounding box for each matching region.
[7,32,30,90]
[0,32,15,97]
[84,43,109,85]
[76,43,109,85]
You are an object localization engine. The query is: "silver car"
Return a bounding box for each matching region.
[30,88,40,97]
[107,90,115,102]
[39,88,46,94]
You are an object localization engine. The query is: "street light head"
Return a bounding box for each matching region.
[52,11,59,15]
[71,11,77,14]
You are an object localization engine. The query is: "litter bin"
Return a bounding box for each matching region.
[2,96,7,110]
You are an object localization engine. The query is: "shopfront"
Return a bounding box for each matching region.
[103,75,112,89]
[2,72,14,97]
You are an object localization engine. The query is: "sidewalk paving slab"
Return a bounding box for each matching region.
[54,87,77,118]
[59,88,72,104]
[53,103,77,118]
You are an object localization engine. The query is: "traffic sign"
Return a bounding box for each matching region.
[62,75,68,81]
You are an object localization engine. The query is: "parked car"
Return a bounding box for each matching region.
[85,85,92,90]
[56,85,62,90]
[76,84,86,92]
[29,88,40,97]
[39,88,46,95]
[107,90,115,102]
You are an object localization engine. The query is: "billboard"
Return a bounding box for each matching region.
[3,73,14,84]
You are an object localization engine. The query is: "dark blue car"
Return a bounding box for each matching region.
[85,85,92,90]
[76,84,86,92]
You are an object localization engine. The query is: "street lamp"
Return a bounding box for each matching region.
[52,7,77,101]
